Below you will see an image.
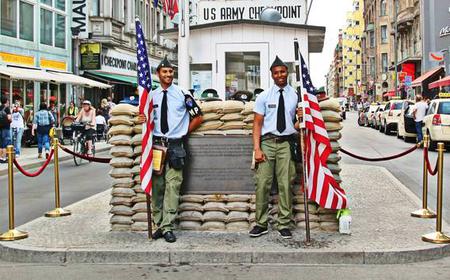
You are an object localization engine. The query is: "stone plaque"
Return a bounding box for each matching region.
[182,135,255,194]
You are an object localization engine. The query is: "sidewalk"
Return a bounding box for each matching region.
[0,164,449,265]
[0,141,112,176]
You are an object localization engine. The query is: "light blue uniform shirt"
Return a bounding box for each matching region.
[153,84,191,139]
[253,84,298,136]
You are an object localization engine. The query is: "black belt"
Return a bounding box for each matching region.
[154,136,184,147]
[261,133,296,143]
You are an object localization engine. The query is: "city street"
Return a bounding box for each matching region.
[340,111,450,223]
[0,152,111,233]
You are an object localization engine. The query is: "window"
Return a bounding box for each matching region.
[55,0,64,11]
[1,0,17,37]
[225,52,261,99]
[369,31,375,48]
[40,8,53,45]
[381,25,388,43]
[55,13,65,48]
[381,53,388,72]
[369,57,375,77]
[380,0,387,16]
[112,0,123,21]
[92,0,100,16]
[40,0,52,6]
[355,20,360,26]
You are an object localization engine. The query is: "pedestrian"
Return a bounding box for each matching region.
[67,101,78,117]
[412,94,428,143]
[75,100,96,156]
[249,56,303,239]
[11,102,25,157]
[0,96,12,163]
[32,102,54,159]
[139,56,203,243]
[100,98,111,123]
[107,96,116,110]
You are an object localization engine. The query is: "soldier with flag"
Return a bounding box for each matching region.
[138,56,203,243]
[250,56,303,239]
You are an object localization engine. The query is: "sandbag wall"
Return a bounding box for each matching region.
[108,99,343,232]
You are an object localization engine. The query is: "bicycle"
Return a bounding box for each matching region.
[72,122,96,166]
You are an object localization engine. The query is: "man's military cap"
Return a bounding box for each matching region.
[200,88,222,101]
[157,55,174,71]
[230,90,252,102]
[270,55,288,71]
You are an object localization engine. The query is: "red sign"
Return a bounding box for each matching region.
[401,63,415,80]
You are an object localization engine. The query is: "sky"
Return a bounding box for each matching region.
[308,0,354,88]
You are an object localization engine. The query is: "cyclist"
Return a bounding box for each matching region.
[75,100,96,156]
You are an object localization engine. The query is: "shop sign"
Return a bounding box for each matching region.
[80,43,101,70]
[0,52,34,67]
[100,48,138,76]
[196,0,306,25]
[439,26,450,38]
[40,58,67,71]
[72,0,89,39]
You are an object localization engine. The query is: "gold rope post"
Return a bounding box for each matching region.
[422,142,450,244]
[411,135,436,218]
[45,138,71,217]
[0,145,28,241]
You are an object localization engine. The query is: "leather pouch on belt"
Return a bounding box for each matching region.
[168,144,186,170]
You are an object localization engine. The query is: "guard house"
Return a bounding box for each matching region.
[159,0,325,100]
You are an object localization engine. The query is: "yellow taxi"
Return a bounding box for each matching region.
[422,94,450,149]
[380,97,404,135]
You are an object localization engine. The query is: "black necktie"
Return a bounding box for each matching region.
[161,90,169,134]
[277,89,286,133]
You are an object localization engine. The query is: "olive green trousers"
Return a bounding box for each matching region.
[152,164,183,233]
[255,139,296,230]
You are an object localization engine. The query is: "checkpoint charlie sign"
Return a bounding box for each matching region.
[196,0,307,25]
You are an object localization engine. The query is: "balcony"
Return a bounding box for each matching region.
[365,23,374,32]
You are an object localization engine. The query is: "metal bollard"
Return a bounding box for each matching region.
[0,145,28,241]
[45,138,71,218]
[411,135,436,218]
[422,143,450,244]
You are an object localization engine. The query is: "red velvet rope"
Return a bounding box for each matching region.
[13,149,55,177]
[58,144,111,163]
[340,144,419,162]
[423,146,438,176]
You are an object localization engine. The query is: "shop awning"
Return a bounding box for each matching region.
[429,76,450,89]
[411,66,444,87]
[85,71,160,88]
[0,66,111,88]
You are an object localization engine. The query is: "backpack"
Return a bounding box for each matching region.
[0,106,9,128]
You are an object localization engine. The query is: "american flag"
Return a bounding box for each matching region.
[299,53,348,209]
[163,0,179,19]
[153,0,158,8]
[136,18,154,194]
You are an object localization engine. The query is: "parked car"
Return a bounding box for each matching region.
[375,103,387,130]
[422,98,450,150]
[380,99,404,135]
[397,100,417,142]
[367,103,380,128]
[358,106,369,126]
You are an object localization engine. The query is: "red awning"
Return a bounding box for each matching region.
[383,90,396,97]
[411,66,443,87]
[429,75,450,89]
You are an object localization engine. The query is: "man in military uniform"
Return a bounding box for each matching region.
[249,56,302,239]
[144,56,203,243]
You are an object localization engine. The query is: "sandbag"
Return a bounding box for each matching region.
[109,168,132,179]
[227,195,250,202]
[179,202,203,212]
[131,134,142,146]
[110,215,133,225]
[111,224,131,231]
[179,220,202,230]
[201,221,226,231]
[248,212,256,222]
[196,121,223,131]
[226,221,250,231]
[328,163,342,173]
[181,195,204,203]
[318,207,338,214]
[108,115,134,126]
[109,135,132,146]
[132,202,147,212]
[108,125,133,136]
[133,125,142,134]
[319,214,338,222]
[330,141,341,152]
[203,194,227,202]
[220,113,244,122]
[320,221,339,232]
[222,130,250,135]
[132,212,148,222]
[110,157,134,168]
[333,174,342,183]
[296,221,320,229]
[134,156,141,166]
[325,122,343,132]
[133,145,142,156]
[319,99,340,112]
[321,110,342,122]
[111,187,135,198]
[178,211,203,222]
[222,100,245,113]
[133,175,141,184]
[294,213,320,222]
[203,202,229,213]
[328,131,342,141]
[202,113,224,122]
[241,101,255,115]
[227,211,249,222]
[110,205,134,216]
[243,114,254,123]
[110,104,139,116]
[110,196,132,206]
[133,184,144,193]
[219,121,244,130]
[327,153,341,164]
[131,193,146,203]
[200,101,223,113]
[131,222,148,231]
[130,165,140,175]
[110,146,133,158]
[293,203,318,214]
[225,202,249,212]
[202,211,227,222]
[112,177,135,188]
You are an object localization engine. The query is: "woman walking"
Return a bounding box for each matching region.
[32,103,54,159]
[11,103,25,157]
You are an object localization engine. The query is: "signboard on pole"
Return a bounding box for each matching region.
[80,43,101,70]
[196,0,307,25]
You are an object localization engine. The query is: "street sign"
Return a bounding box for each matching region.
[430,51,444,62]
[404,75,412,86]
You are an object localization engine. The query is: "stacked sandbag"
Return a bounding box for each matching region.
[319,98,343,185]
[108,104,146,232]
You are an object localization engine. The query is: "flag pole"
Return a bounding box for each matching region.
[178,0,190,89]
[146,193,153,239]
[294,38,311,244]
